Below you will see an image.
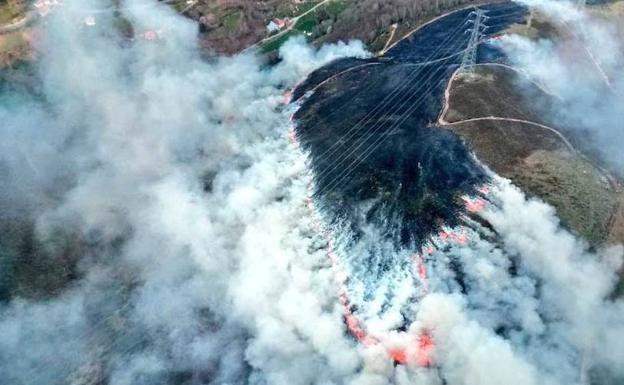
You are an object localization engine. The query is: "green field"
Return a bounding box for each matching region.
[260,0,348,53]
[295,13,317,33]
[324,0,349,16]
[261,30,303,53]
[275,1,321,18]
[223,11,242,31]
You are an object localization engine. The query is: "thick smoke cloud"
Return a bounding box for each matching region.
[0,0,623,385]
[496,0,624,173]
[402,176,624,385]
[0,1,372,384]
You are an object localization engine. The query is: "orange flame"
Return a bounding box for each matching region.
[389,349,408,364]
[289,120,435,368]
[465,197,486,213]
[413,253,428,281]
[283,90,293,104]
[416,331,434,367]
[478,185,491,195]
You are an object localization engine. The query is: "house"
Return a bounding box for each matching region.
[274,17,289,29]
[266,17,290,33]
[266,20,279,33]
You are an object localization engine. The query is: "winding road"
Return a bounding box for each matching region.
[441,116,577,152]
[437,63,622,246]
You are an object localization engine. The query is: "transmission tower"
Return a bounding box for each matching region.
[460,8,488,74]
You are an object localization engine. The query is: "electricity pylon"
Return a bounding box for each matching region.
[460,8,488,74]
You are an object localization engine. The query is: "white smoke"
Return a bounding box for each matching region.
[0,1,373,384]
[494,0,624,172]
[408,176,624,385]
[481,178,624,383]
[0,0,623,384]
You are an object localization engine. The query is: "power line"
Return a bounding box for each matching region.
[303,14,474,169]
[313,62,457,200]
[460,9,488,74]
[313,9,492,198]
[311,37,470,194]
[309,17,476,187]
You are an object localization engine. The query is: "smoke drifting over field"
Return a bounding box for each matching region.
[0,1,622,385]
[0,1,370,384]
[498,0,624,173]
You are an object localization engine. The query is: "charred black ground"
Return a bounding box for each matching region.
[293,2,528,248]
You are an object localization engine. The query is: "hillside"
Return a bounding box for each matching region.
[178,0,485,54]
[440,64,622,245]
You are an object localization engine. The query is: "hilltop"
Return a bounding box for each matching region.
[438,2,624,246]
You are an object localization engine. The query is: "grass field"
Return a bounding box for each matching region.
[223,11,242,31]
[261,30,302,53]
[443,66,620,245]
[275,1,320,18]
[260,0,349,53]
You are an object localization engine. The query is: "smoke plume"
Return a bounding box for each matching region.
[0,1,622,385]
[496,0,624,173]
[0,1,372,384]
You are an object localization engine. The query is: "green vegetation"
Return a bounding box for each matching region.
[295,13,317,33]
[296,0,348,32]
[445,65,619,245]
[369,29,391,53]
[223,11,242,31]
[518,152,616,244]
[261,30,302,53]
[260,0,349,53]
[171,1,187,13]
[275,1,320,18]
[452,119,617,244]
[324,0,349,17]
